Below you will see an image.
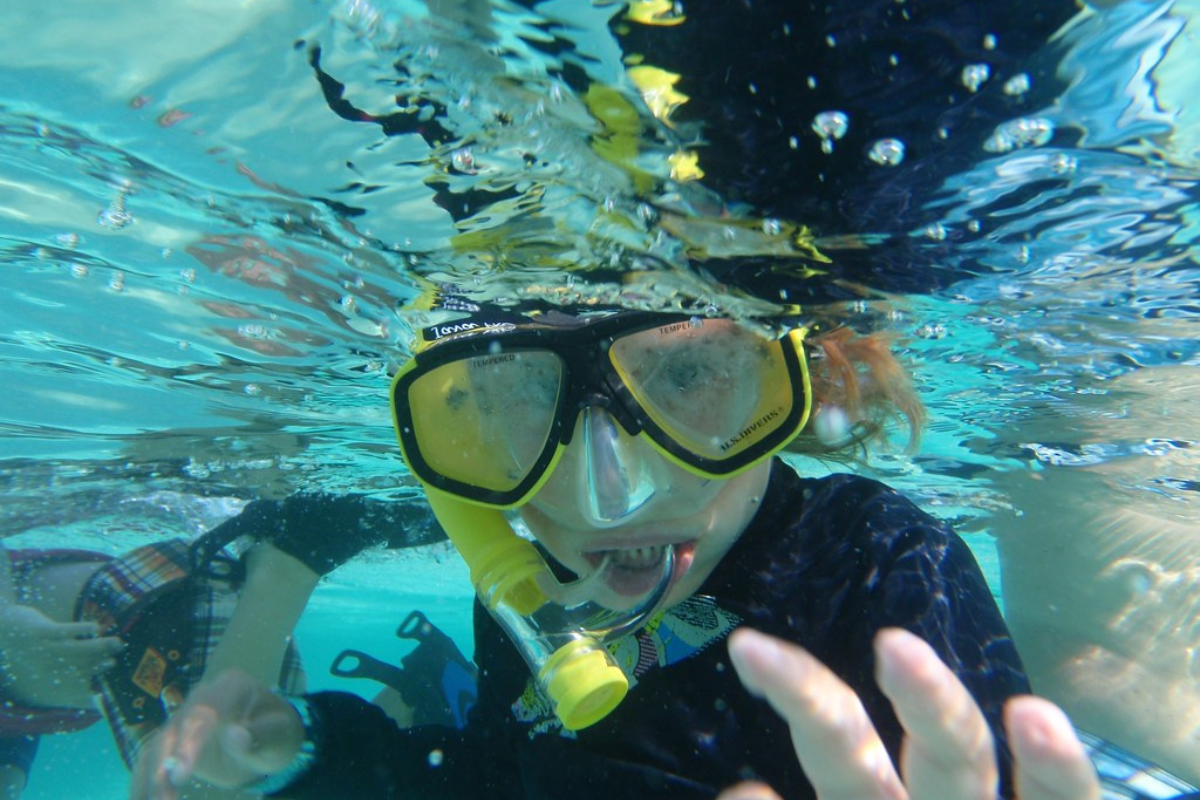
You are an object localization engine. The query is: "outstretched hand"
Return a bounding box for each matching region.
[717,627,1100,800]
[129,669,304,800]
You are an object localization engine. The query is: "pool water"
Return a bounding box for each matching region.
[2,1,1198,798]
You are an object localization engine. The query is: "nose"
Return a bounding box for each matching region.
[575,407,657,527]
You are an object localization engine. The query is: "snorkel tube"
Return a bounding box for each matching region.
[422,487,674,730]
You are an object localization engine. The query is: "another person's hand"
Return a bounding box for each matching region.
[0,603,123,708]
[129,669,304,800]
[718,627,1101,800]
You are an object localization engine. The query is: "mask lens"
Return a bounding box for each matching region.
[407,349,565,493]
[610,320,798,462]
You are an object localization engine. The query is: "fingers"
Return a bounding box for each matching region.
[1006,697,1100,800]
[727,628,906,800]
[128,670,305,800]
[873,628,996,800]
[715,781,784,800]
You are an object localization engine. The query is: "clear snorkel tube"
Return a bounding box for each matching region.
[422,487,676,730]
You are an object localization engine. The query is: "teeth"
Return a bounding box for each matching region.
[610,545,664,569]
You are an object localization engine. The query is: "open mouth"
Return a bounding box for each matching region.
[584,541,696,598]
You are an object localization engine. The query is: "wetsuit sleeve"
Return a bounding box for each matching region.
[269,690,516,800]
[218,494,445,576]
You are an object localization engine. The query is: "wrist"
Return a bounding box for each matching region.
[247,695,322,796]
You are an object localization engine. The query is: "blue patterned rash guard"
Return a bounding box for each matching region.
[279,461,1030,799]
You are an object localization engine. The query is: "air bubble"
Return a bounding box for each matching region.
[1003,73,1031,97]
[1052,153,1077,174]
[915,323,947,339]
[451,148,476,174]
[983,33,997,51]
[762,218,781,235]
[812,111,849,154]
[961,63,990,93]
[923,223,947,241]
[983,117,1054,153]
[867,138,905,166]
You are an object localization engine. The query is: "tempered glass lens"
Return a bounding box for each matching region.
[610,320,796,461]
[406,350,564,493]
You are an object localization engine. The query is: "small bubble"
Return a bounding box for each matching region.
[967,219,982,233]
[812,111,849,144]
[71,264,89,278]
[428,749,444,767]
[923,223,947,241]
[762,218,781,235]
[108,272,125,292]
[788,135,799,150]
[244,383,261,396]
[867,138,905,166]
[961,63,990,93]
[451,148,476,174]
[55,232,81,249]
[914,323,947,339]
[806,75,817,89]
[888,54,899,67]
[1052,153,1077,174]
[98,200,134,230]
[983,33,997,50]
[747,82,758,95]
[180,268,196,283]
[825,34,836,47]
[1003,73,1031,97]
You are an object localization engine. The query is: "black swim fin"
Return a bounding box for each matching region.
[330,610,477,728]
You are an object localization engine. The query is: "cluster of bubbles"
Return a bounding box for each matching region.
[811,110,906,166]
[983,117,1056,153]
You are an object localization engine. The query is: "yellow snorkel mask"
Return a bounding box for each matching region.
[390,309,811,729]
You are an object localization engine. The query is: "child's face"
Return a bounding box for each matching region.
[518,421,772,611]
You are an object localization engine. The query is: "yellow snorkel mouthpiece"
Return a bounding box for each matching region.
[423,488,668,730]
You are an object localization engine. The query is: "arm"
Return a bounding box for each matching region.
[202,542,319,684]
[128,681,507,800]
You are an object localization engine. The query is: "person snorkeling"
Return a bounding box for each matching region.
[126,301,1124,800]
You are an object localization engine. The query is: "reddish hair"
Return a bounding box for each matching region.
[792,327,925,455]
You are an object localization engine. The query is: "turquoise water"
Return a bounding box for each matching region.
[2,1,1199,798]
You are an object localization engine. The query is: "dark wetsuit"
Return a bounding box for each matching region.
[278,462,1029,800]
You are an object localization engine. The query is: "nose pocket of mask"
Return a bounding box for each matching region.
[579,407,656,525]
